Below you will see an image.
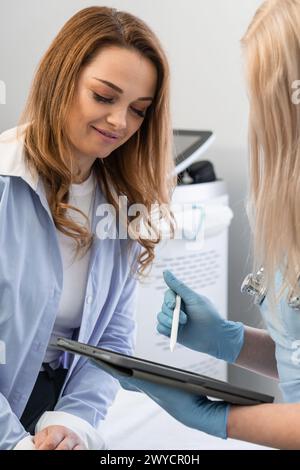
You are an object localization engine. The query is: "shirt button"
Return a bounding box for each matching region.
[86,295,93,304]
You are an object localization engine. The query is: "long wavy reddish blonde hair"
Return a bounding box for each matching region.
[18,6,175,275]
[242,0,300,303]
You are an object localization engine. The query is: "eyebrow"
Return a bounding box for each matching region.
[92,78,154,101]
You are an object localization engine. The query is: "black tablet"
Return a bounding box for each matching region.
[56,337,274,406]
[173,129,215,175]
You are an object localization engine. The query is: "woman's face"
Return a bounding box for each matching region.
[65,46,157,178]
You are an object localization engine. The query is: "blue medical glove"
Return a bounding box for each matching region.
[158,271,244,363]
[99,366,229,439]
[121,377,230,439]
[90,360,229,438]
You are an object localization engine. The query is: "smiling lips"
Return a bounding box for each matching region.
[92,126,120,140]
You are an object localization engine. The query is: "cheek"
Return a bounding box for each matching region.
[66,103,83,136]
[128,119,143,138]
[66,108,90,147]
[70,91,94,125]
[120,126,140,147]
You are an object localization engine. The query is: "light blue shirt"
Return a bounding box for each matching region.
[0,126,139,449]
[259,271,300,402]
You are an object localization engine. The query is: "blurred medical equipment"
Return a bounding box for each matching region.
[172,129,215,175]
[186,160,217,184]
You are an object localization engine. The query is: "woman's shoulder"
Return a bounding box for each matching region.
[0,123,28,145]
[0,123,38,191]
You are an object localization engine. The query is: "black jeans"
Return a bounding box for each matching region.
[20,363,68,434]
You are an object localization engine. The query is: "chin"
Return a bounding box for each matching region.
[92,151,111,160]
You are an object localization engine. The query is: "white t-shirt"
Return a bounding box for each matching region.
[43,170,96,368]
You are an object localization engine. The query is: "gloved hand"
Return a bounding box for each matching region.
[157,271,244,363]
[120,377,230,439]
[91,359,229,439]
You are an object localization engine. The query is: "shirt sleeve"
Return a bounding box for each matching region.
[13,435,36,450]
[0,393,31,449]
[48,244,140,447]
[0,177,34,449]
[35,411,106,450]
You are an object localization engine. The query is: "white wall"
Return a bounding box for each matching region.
[0,0,279,397]
[0,0,258,145]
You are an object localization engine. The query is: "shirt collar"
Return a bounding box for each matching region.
[0,125,114,233]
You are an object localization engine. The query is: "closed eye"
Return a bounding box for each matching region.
[93,92,147,118]
[131,108,146,118]
[92,92,113,104]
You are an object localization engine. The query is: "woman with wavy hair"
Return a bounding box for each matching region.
[110,0,300,450]
[0,6,174,449]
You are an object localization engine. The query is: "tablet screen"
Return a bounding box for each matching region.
[174,133,202,155]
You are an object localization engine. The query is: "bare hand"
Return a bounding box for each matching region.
[33,425,86,450]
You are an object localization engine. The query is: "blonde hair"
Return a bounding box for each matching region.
[241,0,300,304]
[18,6,175,276]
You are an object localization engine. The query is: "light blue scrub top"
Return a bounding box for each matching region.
[259,272,300,402]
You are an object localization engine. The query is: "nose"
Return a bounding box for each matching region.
[106,107,127,131]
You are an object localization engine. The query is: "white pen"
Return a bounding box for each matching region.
[170,294,181,352]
